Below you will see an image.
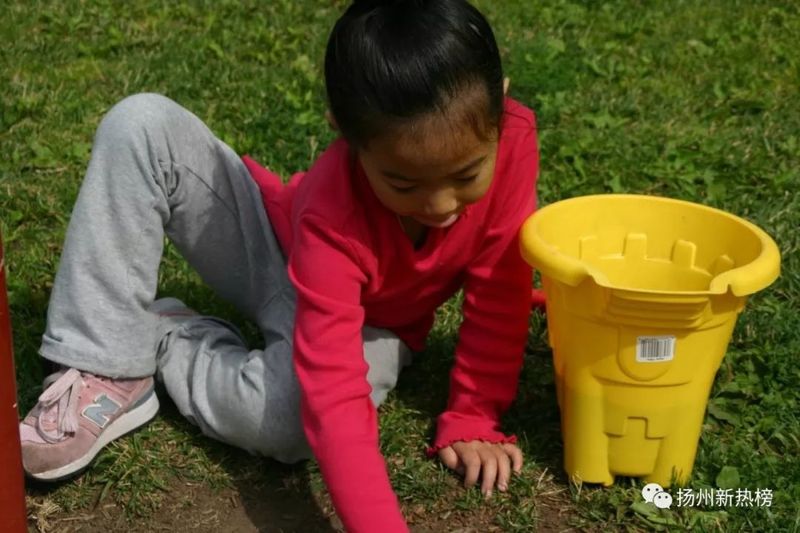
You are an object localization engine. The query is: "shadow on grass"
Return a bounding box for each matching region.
[156,395,336,533]
[24,387,334,532]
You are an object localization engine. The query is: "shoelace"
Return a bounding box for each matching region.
[35,368,83,443]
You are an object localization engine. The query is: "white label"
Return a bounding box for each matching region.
[636,336,676,362]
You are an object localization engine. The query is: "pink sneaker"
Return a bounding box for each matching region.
[19,368,159,481]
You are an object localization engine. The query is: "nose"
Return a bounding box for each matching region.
[423,189,458,218]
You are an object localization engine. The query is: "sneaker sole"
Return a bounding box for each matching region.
[27,391,160,481]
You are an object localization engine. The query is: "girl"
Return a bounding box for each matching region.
[19,0,538,531]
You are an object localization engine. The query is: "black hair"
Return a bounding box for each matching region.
[324,0,504,147]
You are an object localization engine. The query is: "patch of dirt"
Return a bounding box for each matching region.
[401,470,578,533]
[27,473,579,533]
[28,479,335,533]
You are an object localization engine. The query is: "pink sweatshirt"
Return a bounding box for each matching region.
[242,97,538,532]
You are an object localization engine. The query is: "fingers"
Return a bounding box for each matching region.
[461,448,482,490]
[449,442,525,499]
[478,447,499,498]
[503,443,524,474]
[438,446,462,473]
[496,447,511,493]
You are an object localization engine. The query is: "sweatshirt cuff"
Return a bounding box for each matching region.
[426,412,517,457]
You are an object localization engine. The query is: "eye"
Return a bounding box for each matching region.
[455,175,478,184]
[389,184,417,193]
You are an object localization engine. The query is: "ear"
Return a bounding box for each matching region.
[503,77,510,96]
[325,109,339,131]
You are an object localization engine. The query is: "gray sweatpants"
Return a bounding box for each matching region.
[39,93,412,463]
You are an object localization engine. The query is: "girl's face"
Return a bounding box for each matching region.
[357,115,498,229]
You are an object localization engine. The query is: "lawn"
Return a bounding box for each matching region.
[1,0,798,531]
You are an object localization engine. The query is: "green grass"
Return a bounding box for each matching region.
[2,0,798,531]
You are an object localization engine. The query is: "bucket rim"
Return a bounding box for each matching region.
[520,194,781,297]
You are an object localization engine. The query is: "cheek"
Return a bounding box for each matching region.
[461,167,495,203]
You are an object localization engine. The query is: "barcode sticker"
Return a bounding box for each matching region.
[636,336,676,363]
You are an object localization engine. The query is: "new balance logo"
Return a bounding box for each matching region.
[82,394,121,428]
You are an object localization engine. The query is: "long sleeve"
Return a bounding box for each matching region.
[289,213,408,533]
[430,124,538,452]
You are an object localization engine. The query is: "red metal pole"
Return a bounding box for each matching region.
[0,231,28,532]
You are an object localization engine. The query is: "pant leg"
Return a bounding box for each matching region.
[156,276,414,464]
[40,93,283,378]
[41,91,413,463]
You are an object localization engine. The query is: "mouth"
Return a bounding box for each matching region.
[413,212,461,228]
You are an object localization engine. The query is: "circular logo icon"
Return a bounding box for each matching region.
[641,483,664,503]
[653,491,673,509]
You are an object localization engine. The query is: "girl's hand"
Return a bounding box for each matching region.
[438,441,523,498]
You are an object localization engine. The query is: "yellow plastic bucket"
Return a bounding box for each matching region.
[519,194,780,486]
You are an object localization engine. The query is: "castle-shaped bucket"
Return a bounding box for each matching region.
[520,194,780,485]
